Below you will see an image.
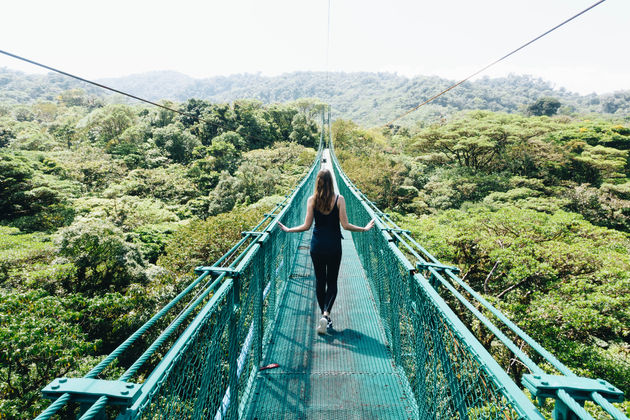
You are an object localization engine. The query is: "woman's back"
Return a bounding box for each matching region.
[277,168,374,334]
[311,195,342,255]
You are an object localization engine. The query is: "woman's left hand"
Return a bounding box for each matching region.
[363,219,375,231]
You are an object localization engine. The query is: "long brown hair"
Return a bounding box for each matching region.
[313,169,335,213]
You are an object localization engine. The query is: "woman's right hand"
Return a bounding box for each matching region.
[278,222,289,232]
[363,219,375,231]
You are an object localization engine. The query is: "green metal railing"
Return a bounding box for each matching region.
[329,141,626,420]
[126,153,320,419]
[36,142,322,419]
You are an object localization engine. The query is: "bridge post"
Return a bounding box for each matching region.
[320,109,325,148]
[328,106,332,148]
[374,246,389,340]
[269,236,278,316]
[253,241,267,368]
[411,275,431,417]
[228,288,239,420]
[386,253,402,365]
[428,314,470,419]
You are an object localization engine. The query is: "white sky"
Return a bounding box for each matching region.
[0,0,628,94]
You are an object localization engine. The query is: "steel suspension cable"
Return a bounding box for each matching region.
[0,48,207,123]
[326,0,332,100]
[384,0,607,127]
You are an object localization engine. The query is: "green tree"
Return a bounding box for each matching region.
[56,218,146,295]
[0,121,16,148]
[57,89,93,108]
[82,104,136,145]
[158,205,269,275]
[267,104,298,141]
[289,98,327,120]
[526,97,561,116]
[195,103,236,145]
[187,157,221,194]
[213,131,245,150]
[412,113,516,172]
[289,113,318,147]
[178,98,212,128]
[235,104,274,149]
[0,154,33,219]
[152,122,200,164]
[0,154,74,231]
[209,138,241,173]
[0,290,96,419]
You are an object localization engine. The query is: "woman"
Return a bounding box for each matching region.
[278,169,374,334]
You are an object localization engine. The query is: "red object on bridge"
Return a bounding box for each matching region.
[259,363,279,371]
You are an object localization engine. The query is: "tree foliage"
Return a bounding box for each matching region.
[0,97,318,418]
[397,206,630,398]
[526,97,561,116]
[4,67,628,126]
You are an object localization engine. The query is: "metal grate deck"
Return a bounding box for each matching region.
[242,230,418,419]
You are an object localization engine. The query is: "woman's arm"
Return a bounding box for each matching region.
[338,195,375,232]
[278,196,315,233]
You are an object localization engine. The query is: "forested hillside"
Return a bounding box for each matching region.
[334,112,630,416]
[0,95,322,418]
[3,67,629,126]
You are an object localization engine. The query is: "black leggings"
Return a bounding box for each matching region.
[310,252,342,314]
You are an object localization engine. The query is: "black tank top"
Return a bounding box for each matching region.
[310,195,342,255]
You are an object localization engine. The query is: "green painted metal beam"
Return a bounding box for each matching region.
[42,378,140,406]
[523,374,623,403]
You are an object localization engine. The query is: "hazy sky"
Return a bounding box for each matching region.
[1,0,628,94]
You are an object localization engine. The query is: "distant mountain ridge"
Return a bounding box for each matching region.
[1,68,629,125]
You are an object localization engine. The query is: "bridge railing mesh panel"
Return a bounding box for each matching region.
[331,149,544,420]
[35,137,322,420]
[126,156,319,419]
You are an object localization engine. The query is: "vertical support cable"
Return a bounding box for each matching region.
[320,108,325,148]
[412,283,430,416]
[328,106,332,147]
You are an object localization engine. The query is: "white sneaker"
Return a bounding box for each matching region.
[316,316,327,334]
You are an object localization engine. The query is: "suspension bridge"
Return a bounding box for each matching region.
[33,115,626,420]
[2,3,624,417]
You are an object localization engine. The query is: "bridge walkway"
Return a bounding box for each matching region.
[242,227,417,419]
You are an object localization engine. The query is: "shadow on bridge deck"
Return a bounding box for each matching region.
[242,229,417,419]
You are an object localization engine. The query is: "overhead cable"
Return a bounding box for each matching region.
[326,0,332,98]
[384,0,607,127]
[0,48,205,123]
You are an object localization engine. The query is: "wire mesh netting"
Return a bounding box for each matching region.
[242,221,418,419]
[120,156,320,419]
[331,150,543,420]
